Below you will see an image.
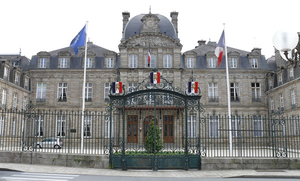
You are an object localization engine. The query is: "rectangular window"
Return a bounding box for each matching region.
[187,58,194,68]
[290,68,294,80]
[2,89,6,109]
[56,114,66,137]
[14,72,19,85]
[292,116,298,136]
[40,58,47,68]
[188,114,196,138]
[251,83,261,102]
[231,116,241,137]
[208,83,218,102]
[280,93,284,108]
[84,115,92,138]
[36,83,46,102]
[129,54,137,68]
[35,115,44,137]
[85,58,92,68]
[106,58,113,68]
[24,78,29,90]
[269,78,273,89]
[229,58,237,68]
[270,99,274,112]
[163,54,172,68]
[60,58,67,68]
[85,83,93,102]
[250,58,258,68]
[0,116,4,136]
[13,93,18,110]
[253,116,263,137]
[57,83,67,102]
[291,89,296,108]
[208,58,216,68]
[23,97,27,110]
[105,116,114,138]
[3,67,8,80]
[209,116,219,138]
[278,73,283,85]
[230,83,240,102]
[145,54,156,68]
[104,83,110,101]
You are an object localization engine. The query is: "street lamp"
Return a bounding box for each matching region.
[272,30,300,66]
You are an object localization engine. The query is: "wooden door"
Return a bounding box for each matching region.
[128,115,138,143]
[163,115,174,143]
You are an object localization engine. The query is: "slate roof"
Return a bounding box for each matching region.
[123,14,178,40]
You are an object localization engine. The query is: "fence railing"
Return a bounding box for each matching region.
[0,109,299,158]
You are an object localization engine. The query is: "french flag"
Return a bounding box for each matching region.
[150,72,160,84]
[112,82,122,94]
[214,30,225,67]
[188,81,198,94]
[148,44,151,67]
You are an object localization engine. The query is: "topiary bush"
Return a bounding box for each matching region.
[144,120,163,153]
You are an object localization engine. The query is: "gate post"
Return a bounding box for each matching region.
[184,99,188,170]
[121,98,127,170]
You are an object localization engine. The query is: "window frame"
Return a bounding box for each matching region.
[129,54,137,68]
[209,116,219,138]
[60,58,68,68]
[106,58,114,68]
[36,83,46,102]
[186,57,194,68]
[57,83,68,102]
[35,115,44,137]
[85,82,93,102]
[163,54,172,68]
[229,58,237,68]
[208,83,218,102]
[230,83,240,102]
[56,114,66,137]
[40,58,47,68]
[104,83,110,101]
[208,58,216,68]
[250,58,258,68]
[251,83,261,102]
[253,116,263,137]
[187,114,197,138]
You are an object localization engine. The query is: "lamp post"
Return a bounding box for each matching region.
[272,30,300,67]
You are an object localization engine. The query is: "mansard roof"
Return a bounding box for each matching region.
[123,14,178,40]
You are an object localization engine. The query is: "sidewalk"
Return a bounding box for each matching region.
[0,163,300,178]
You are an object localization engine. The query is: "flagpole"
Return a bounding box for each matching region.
[81,21,88,153]
[223,23,232,156]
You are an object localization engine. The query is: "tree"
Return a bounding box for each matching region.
[144,120,163,153]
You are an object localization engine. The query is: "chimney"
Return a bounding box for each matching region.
[170,11,178,34]
[197,40,206,47]
[122,11,130,31]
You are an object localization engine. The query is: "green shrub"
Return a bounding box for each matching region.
[144,120,163,153]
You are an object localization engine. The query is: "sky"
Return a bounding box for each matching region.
[0,0,299,59]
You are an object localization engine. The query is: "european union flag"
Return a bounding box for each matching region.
[70,25,86,55]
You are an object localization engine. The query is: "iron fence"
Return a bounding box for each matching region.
[0,108,299,158]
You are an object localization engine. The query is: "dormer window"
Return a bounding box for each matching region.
[39,58,47,68]
[187,58,194,68]
[106,58,114,68]
[290,68,294,80]
[208,58,216,68]
[229,58,237,68]
[3,67,8,81]
[85,58,93,68]
[60,58,68,68]
[14,72,19,85]
[278,73,283,86]
[250,58,258,68]
[24,78,29,90]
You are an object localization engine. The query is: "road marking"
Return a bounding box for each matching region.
[1,177,68,181]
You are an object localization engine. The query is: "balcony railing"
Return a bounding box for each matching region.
[58,97,67,102]
[36,98,46,102]
[230,96,240,102]
[208,96,219,102]
[252,97,261,102]
[85,98,92,102]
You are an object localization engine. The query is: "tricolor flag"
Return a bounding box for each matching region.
[214,30,225,67]
[150,72,160,84]
[188,81,198,94]
[70,25,86,55]
[148,44,151,67]
[112,82,122,94]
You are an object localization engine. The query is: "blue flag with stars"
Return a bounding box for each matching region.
[70,25,86,55]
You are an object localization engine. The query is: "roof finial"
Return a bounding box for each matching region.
[149,6,151,14]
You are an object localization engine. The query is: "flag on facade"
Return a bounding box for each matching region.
[112,82,122,94]
[188,81,198,94]
[215,30,225,66]
[148,43,151,67]
[70,25,86,55]
[150,72,160,84]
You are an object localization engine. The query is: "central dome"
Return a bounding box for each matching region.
[123,14,178,40]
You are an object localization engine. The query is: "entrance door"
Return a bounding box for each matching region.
[128,115,138,143]
[163,115,173,143]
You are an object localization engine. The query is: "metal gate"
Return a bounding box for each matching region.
[107,72,203,170]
